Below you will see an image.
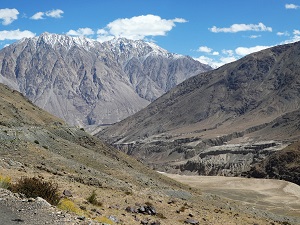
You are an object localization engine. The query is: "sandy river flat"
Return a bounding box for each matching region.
[163,173,300,218]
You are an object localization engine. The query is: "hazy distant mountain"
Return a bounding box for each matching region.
[0,32,211,128]
[97,41,300,176]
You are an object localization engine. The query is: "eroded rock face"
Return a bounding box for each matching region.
[0,33,211,129]
[116,138,286,176]
[245,141,300,185]
[177,142,283,176]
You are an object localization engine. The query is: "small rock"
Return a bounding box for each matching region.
[12,219,24,222]
[28,198,35,202]
[150,221,161,225]
[77,216,85,221]
[141,219,149,224]
[145,205,156,215]
[126,206,137,213]
[36,197,51,208]
[108,215,118,223]
[79,205,86,210]
[184,218,199,225]
[63,189,73,197]
[138,206,146,213]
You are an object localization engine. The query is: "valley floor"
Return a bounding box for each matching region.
[163,173,300,224]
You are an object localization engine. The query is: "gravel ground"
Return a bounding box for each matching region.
[0,188,99,225]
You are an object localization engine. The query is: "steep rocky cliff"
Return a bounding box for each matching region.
[0,33,211,129]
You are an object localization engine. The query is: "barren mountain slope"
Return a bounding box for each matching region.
[97,41,300,176]
[0,83,287,224]
[0,33,211,129]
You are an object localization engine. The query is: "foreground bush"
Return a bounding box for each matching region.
[11,177,60,205]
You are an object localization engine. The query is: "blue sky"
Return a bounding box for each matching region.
[0,0,299,68]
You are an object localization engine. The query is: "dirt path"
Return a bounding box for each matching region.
[163,174,300,219]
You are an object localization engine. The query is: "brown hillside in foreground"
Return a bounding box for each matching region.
[0,83,289,224]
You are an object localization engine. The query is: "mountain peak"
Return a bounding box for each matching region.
[34,32,99,50]
[104,37,177,60]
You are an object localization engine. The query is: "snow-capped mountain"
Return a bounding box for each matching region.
[0,32,211,128]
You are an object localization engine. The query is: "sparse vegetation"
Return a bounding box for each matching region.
[0,174,11,189]
[96,216,113,225]
[58,198,84,215]
[156,212,167,219]
[11,177,60,205]
[87,190,102,206]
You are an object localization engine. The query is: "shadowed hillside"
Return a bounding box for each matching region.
[97,41,300,177]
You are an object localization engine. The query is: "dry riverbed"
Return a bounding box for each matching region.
[163,173,300,223]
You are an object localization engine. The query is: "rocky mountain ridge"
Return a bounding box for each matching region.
[0,32,211,129]
[97,41,300,178]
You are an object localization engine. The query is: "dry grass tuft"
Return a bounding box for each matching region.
[58,198,84,215]
[0,174,11,189]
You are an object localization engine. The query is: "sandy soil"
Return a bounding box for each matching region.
[163,173,300,218]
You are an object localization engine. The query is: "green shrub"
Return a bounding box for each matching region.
[11,177,60,205]
[87,190,102,206]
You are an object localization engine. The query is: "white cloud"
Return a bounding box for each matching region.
[46,9,64,18]
[293,29,300,35]
[0,8,19,25]
[30,12,44,20]
[194,56,220,68]
[197,46,212,53]
[285,4,299,9]
[97,14,187,42]
[0,29,35,40]
[249,35,261,39]
[31,9,63,20]
[222,49,234,56]
[280,29,300,44]
[220,56,237,64]
[277,31,290,36]
[67,28,94,37]
[209,22,272,33]
[97,35,115,42]
[235,45,270,56]
[194,55,237,69]
[212,51,219,55]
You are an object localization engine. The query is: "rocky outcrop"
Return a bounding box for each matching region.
[245,141,300,185]
[0,33,211,129]
[177,141,282,176]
